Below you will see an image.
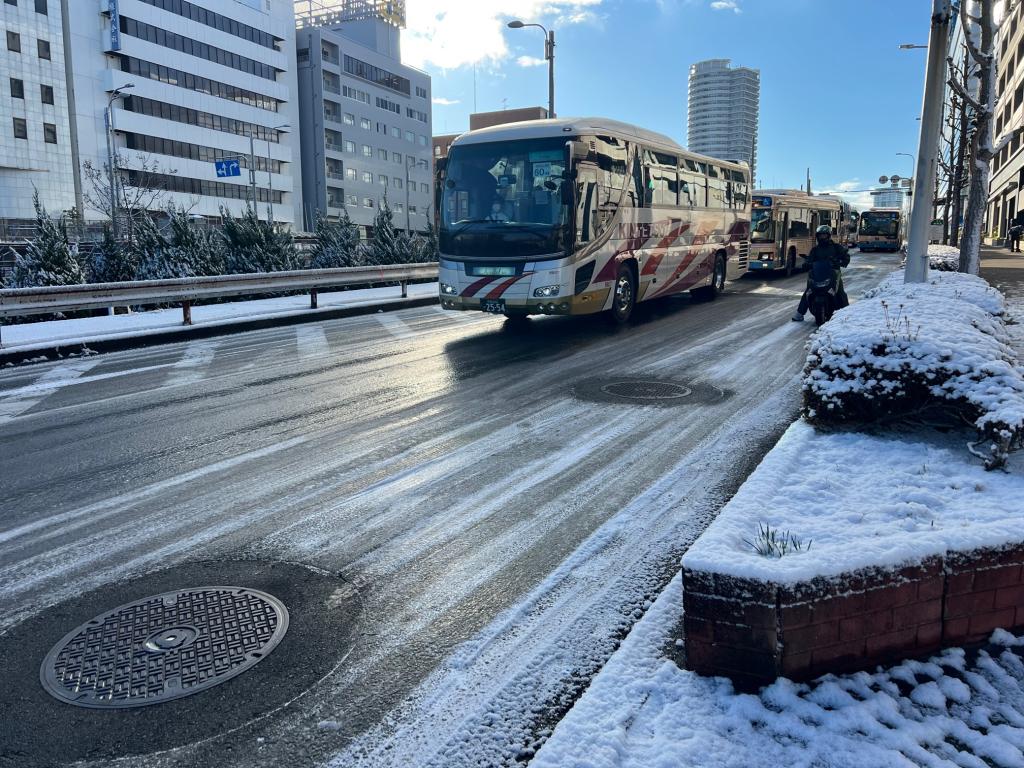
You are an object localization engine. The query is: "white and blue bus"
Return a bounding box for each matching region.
[436,118,751,323]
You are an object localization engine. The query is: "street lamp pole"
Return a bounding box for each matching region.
[267,123,289,225]
[248,127,257,212]
[105,83,134,240]
[896,152,915,179]
[405,158,427,235]
[507,20,555,118]
[903,1,950,284]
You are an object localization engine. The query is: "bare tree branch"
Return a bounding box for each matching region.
[948,60,984,111]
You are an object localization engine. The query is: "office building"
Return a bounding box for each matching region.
[687,59,759,183]
[870,185,906,209]
[1,0,77,228]
[295,2,432,234]
[64,0,303,227]
[989,2,1024,236]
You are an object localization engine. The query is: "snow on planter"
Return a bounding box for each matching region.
[803,269,1024,469]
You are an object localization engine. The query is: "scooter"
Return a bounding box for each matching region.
[808,259,838,327]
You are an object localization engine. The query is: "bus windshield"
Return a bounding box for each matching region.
[859,212,899,237]
[440,137,570,258]
[750,208,775,242]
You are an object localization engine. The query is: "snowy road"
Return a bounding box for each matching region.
[0,252,900,767]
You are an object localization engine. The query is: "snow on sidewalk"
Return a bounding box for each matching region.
[0,281,439,354]
[533,574,1024,768]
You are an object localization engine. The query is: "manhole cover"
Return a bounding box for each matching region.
[599,381,693,401]
[40,586,288,709]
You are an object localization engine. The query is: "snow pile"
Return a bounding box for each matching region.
[925,244,962,272]
[681,420,1024,583]
[804,269,1024,469]
[535,575,1024,768]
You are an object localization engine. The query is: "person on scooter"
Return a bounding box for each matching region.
[792,225,850,321]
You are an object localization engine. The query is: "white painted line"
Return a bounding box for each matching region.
[164,340,218,387]
[0,435,310,546]
[0,358,101,422]
[375,312,416,340]
[295,324,330,359]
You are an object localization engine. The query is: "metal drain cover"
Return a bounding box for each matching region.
[40,587,288,709]
[599,380,692,400]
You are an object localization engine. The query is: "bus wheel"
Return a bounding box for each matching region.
[609,263,636,324]
[691,253,726,301]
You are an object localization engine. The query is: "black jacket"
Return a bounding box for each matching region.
[806,240,850,270]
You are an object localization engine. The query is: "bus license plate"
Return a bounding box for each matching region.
[480,299,505,314]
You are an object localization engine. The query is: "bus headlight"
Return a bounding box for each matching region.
[440,283,458,295]
[533,285,560,298]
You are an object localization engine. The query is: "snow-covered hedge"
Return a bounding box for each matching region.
[803,270,1024,469]
[924,244,961,272]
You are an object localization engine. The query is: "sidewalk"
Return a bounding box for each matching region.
[0,281,439,364]
[982,243,1024,297]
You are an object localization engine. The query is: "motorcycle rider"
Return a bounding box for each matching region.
[792,225,850,321]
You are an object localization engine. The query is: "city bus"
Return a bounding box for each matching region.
[747,190,843,274]
[436,118,751,323]
[857,208,905,251]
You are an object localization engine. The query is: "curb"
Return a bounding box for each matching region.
[0,294,439,366]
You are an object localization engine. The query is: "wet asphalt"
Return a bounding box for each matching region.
[0,251,902,768]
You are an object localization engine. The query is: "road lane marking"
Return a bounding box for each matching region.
[295,324,330,359]
[375,313,415,340]
[164,340,218,387]
[0,435,311,547]
[0,358,101,422]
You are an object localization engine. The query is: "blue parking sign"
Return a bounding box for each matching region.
[215,158,241,178]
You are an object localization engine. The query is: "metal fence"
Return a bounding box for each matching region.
[0,263,439,343]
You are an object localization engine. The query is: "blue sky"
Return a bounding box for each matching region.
[407,0,934,208]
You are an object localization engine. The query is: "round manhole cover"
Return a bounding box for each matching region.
[40,587,288,709]
[599,380,693,401]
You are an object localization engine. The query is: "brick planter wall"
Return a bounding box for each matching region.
[682,542,1024,690]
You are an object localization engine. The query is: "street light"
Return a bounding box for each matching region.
[266,123,289,224]
[105,82,134,240]
[507,19,555,118]
[405,157,429,235]
[896,152,915,179]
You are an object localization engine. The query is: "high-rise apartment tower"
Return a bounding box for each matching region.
[687,59,759,184]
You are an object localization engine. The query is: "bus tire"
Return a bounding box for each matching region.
[691,253,726,301]
[608,262,636,324]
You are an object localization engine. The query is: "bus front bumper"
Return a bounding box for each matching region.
[439,289,610,316]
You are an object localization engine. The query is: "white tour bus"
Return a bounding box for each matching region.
[436,118,751,323]
[748,190,844,275]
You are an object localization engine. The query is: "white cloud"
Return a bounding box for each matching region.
[432,96,461,106]
[834,179,861,192]
[710,0,741,12]
[516,55,547,67]
[402,0,602,71]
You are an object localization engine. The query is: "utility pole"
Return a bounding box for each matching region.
[248,128,257,213]
[507,20,555,118]
[105,83,134,240]
[266,124,289,226]
[905,0,951,284]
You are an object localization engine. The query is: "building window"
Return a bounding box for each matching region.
[363,197,375,208]
[10,78,24,99]
[34,0,46,13]
[343,113,354,125]
[37,38,50,60]
[362,144,372,157]
[418,135,427,146]
[346,167,357,180]
[40,84,53,104]
[343,84,370,104]
[378,148,387,161]
[405,130,414,143]
[344,140,356,153]
[120,56,282,111]
[375,95,401,114]
[134,0,280,50]
[124,131,283,172]
[360,117,371,130]
[395,203,404,213]
[361,171,372,183]
[43,122,56,143]
[5,0,17,6]
[393,178,402,189]
[421,182,430,193]
[347,194,357,206]
[7,31,21,52]
[391,126,401,138]
[122,94,281,142]
[393,152,402,164]
[344,54,410,96]
[13,117,27,139]
[378,174,387,186]
[415,85,427,98]
[409,205,417,214]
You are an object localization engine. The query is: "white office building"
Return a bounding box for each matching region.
[687,58,760,183]
[871,185,906,209]
[1,0,77,227]
[295,3,431,234]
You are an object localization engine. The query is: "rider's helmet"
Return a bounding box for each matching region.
[816,225,832,238]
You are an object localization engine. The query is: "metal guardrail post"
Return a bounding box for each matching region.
[182,301,192,326]
[310,288,318,309]
[401,280,408,298]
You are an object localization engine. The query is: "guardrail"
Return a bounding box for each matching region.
[0,263,439,344]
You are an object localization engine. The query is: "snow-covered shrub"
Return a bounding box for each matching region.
[310,209,361,269]
[900,245,961,273]
[7,194,83,288]
[220,206,298,274]
[803,270,1024,470]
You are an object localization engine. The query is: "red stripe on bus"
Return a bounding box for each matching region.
[461,277,497,297]
[485,272,533,299]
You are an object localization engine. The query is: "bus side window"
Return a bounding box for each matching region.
[628,147,645,208]
[595,136,627,233]
[731,170,748,209]
[789,209,810,238]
